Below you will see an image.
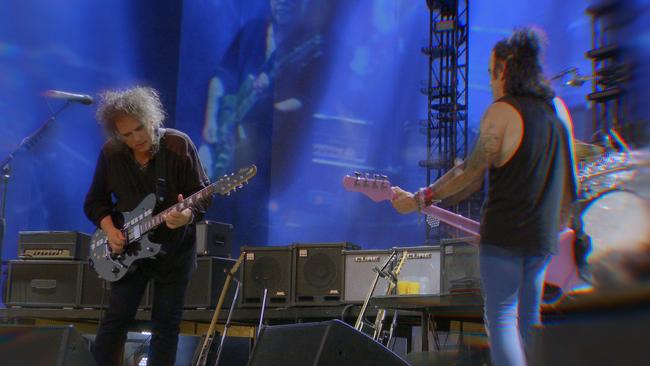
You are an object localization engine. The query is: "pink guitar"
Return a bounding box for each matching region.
[342,174,588,300]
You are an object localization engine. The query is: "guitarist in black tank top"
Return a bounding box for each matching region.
[391,29,577,366]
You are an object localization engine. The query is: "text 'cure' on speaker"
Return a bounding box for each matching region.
[293,242,359,306]
[241,246,293,307]
[0,325,96,366]
[247,319,409,366]
[183,256,236,309]
[195,220,233,257]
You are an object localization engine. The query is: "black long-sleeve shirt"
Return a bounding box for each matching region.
[84,128,210,275]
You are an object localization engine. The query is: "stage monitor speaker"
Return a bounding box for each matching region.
[196,221,233,257]
[241,246,293,307]
[0,325,95,366]
[248,319,409,366]
[183,256,236,309]
[294,242,359,305]
[7,260,83,308]
[440,238,480,294]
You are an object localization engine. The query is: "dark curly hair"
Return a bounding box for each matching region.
[492,28,555,100]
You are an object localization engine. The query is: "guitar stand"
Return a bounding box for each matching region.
[256,288,269,340]
[213,279,241,366]
[193,251,245,366]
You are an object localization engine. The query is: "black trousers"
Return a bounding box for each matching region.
[93,265,191,366]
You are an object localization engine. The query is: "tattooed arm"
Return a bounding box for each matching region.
[392,102,518,214]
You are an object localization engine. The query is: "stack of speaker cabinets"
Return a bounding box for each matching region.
[183,221,237,309]
[241,242,359,307]
[6,231,99,309]
[6,223,237,310]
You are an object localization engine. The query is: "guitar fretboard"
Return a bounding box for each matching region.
[146,184,217,231]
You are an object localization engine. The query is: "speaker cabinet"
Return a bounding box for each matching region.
[195,221,233,257]
[440,238,480,294]
[7,260,83,308]
[80,263,151,309]
[343,246,441,302]
[241,246,293,307]
[0,325,96,366]
[247,319,409,366]
[183,256,236,309]
[293,242,359,306]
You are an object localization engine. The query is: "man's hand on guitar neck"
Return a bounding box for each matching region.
[164,194,193,229]
[391,187,418,214]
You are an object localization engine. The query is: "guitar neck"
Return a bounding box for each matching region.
[141,183,216,234]
[421,205,480,238]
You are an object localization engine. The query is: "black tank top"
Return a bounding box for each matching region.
[480,95,574,256]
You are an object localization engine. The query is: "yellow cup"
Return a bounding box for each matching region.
[397,281,410,295]
[407,281,421,294]
[397,281,421,295]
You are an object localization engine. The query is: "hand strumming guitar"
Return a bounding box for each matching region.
[100,216,126,254]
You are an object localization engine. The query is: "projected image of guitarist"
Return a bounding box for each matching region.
[84,86,211,366]
[199,0,325,180]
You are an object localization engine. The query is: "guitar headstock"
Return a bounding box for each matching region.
[342,172,393,202]
[216,165,257,195]
[393,250,408,277]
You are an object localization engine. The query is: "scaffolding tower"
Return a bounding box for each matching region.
[421,0,471,241]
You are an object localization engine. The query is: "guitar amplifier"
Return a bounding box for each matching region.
[241,245,293,307]
[195,221,233,257]
[343,246,441,302]
[182,256,237,309]
[6,260,83,308]
[18,231,90,260]
[293,242,359,306]
[440,238,480,294]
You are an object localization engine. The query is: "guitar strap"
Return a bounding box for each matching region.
[155,128,167,204]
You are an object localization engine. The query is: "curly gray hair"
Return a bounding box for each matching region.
[96,86,166,148]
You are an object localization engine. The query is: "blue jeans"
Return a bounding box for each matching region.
[479,245,550,366]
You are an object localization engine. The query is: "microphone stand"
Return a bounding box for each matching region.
[0,100,72,268]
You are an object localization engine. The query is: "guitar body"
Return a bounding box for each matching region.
[89,193,162,282]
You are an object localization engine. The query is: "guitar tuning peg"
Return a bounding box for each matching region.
[354,171,361,178]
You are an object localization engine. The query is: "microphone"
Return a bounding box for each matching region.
[44,90,94,105]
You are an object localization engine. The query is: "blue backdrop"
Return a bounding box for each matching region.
[1,0,648,304]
